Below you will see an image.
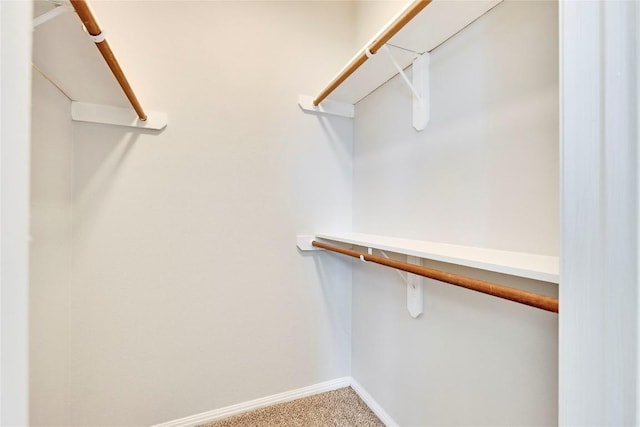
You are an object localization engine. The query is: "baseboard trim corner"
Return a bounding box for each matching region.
[151,377,351,427]
[349,378,399,427]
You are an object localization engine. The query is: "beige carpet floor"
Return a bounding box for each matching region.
[200,387,384,427]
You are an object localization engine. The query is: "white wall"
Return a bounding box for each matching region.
[28,1,357,425]
[351,1,558,425]
[0,1,32,425]
[29,69,73,426]
[354,1,407,48]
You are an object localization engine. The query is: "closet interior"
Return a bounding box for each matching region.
[27,0,559,425]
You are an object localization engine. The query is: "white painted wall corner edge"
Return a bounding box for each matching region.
[350,378,399,427]
[150,377,398,427]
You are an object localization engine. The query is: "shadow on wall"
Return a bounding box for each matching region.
[309,250,353,331]
[318,116,352,172]
[72,125,163,236]
[432,0,557,128]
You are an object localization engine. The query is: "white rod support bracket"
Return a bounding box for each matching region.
[382,45,422,101]
[71,102,168,130]
[406,255,424,318]
[87,30,106,43]
[381,46,430,131]
[298,95,355,119]
[380,250,423,318]
[297,235,323,251]
[412,53,430,131]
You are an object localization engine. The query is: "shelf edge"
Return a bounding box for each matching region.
[315,232,559,284]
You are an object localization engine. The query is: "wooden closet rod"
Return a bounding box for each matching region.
[70,0,147,121]
[313,0,432,106]
[312,240,559,313]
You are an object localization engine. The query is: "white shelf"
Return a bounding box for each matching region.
[326,0,503,104]
[314,232,559,284]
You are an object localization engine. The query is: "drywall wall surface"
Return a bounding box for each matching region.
[67,2,354,425]
[29,71,73,426]
[353,0,558,255]
[354,1,408,48]
[351,1,558,425]
[0,2,32,424]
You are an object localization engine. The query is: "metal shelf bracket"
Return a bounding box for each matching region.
[380,251,424,318]
[382,45,430,131]
[297,95,355,119]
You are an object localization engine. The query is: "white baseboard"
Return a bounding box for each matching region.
[350,378,399,427]
[151,376,397,427]
[151,377,351,427]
